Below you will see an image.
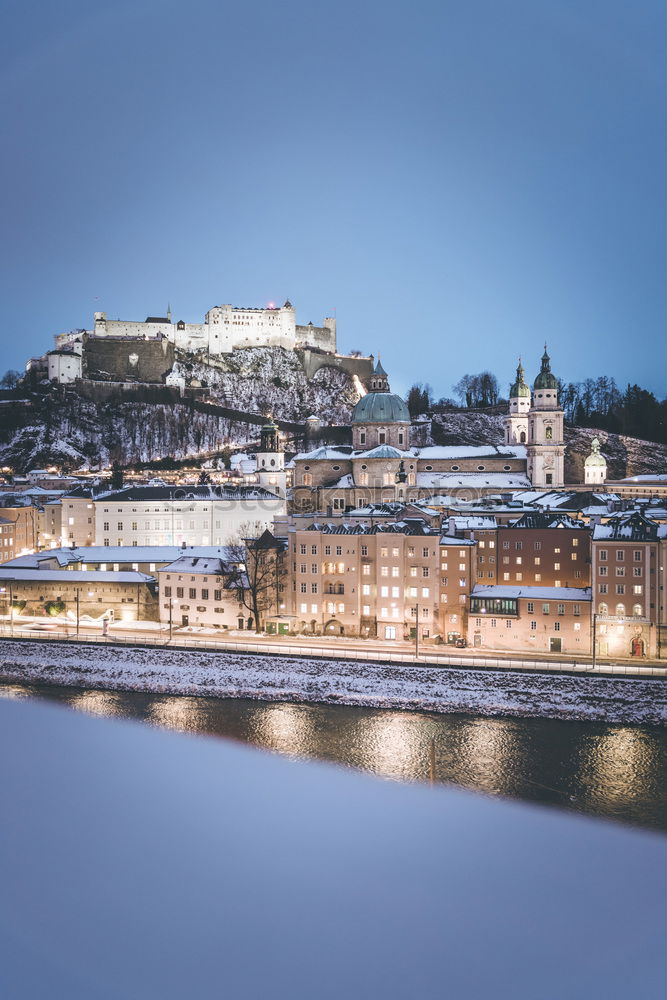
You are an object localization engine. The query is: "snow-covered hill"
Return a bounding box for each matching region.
[425,410,667,480]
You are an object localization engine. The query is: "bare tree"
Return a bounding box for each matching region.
[226,521,283,633]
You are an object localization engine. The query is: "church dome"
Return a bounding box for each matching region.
[510,361,530,398]
[351,392,410,424]
[585,438,606,467]
[534,346,559,391]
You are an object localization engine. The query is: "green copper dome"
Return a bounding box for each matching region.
[533,346,558,391]
[510,360,530,398]
[352,392,410,424]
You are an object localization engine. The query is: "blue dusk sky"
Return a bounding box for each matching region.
[2,0,666,400]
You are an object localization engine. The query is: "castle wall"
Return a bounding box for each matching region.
[83,336,175,384]
[88,303,336,356]
[295,320,336,352]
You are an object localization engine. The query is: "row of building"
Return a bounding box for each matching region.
[1,491,665,658]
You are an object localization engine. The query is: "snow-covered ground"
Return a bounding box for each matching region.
[1,639,665,724]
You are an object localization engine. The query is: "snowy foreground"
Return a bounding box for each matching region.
[1,639,666,724]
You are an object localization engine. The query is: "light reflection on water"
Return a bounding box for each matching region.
[1,681,666,832]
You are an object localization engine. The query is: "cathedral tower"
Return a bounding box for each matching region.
[526,346,565,488]
[504,359,531,446]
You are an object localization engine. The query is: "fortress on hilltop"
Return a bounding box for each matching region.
[55,299,336,357]
[41,297,369,387]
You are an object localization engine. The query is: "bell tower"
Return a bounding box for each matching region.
[505,358,531,446]
[526,346,565,488]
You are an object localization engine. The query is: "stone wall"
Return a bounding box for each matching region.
[83,335,175,384]
[298,349,374,381]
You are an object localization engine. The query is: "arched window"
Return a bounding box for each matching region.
[598,602,608,615]
[615,602,625,617]
[545,426,553,440]
[302,473,312,486]
[633,603,642,617]
[520,431,526,443]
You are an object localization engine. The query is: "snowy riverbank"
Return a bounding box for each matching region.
[1,639,666,724]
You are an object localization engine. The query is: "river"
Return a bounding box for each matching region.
[2,680,666,832]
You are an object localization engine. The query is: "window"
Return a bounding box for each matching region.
[490,619,497,628]
[616,567,625,577]
[459,563,466,571]
[362,605,371,616]
[201,589,209,600]
[392,566,400,577]
[542,603,550,615]
[616,603,625,616]
[422,588,430,598]
[571,553,577,561]
[311,564,317,574]
[362,564,371,576]
[362,584,371,595]
[381,567,389,577]
[361,545,368,556]
[534,541,542,551]
[300,544,306,554]
[311,545,318,555]
[599,566,608,576]
[505,619,512,629]
[599,584,608,594]
[634,550,642,561]
[572,538,579,547]
[599,549,607,561]
[311,583,318,593]
[503,573,510,581]
[422,547,429,558]
[633,603,642,616]
[214,590,221,601]
[176,587,184,598]
[554,580,561,588]
[103,522,109,531]
[164,586,172,597]
[633,585,643,595]
[336,546,342,556]
[422,567,429,578]
[530,621,537,630]
[616,584,625,595]
[391,586,400,598]
[633,566,642,577]
[380,586,389,597]
[599,602,608,614]
[554,621,560,631]
[534,557,541,566]
[515,557,522,565]
[526,602,534,613]
[189,588,196,599]
[616,550,625,561]
[557,604,565,614]
[554,562,560,571]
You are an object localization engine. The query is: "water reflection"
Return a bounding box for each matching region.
[250,703,315,757]
[1,681,666,832]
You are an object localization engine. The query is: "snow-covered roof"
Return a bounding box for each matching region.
[3,545,237,569]
[292,446,352,462]
[160,556,238,575]
[440,535,476,546]
[448,516,498,530]
[416,473,532,489]
[471,585,591,601]
[0,568,153,584]
[614,474,667,483]
[357,445,404,459]
[414,445,526,459]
